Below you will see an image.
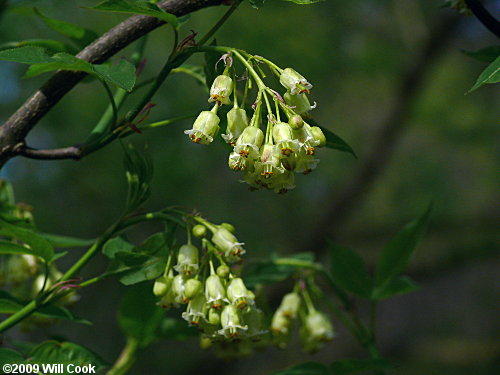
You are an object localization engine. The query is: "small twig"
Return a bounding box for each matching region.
[464,0,500,37]
[0,0,225,168]
[17,145,82,160]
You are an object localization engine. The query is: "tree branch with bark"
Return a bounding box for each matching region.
[0,0,226,168]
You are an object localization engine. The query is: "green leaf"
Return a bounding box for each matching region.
[329,244,372,298]
[118,283,163,347]
[307,119,356,157]
[243,252,315,287]
[462,46,500,63]
[24,52,93,78]
[0,178,15,209]
[0,218,54,262]
[375,204,432,289]
[29,341,107,370]
[330,359,392,375]
[269,362,329,375]
[123,143,153,213]
[0,46,52,64]
[0,292,90,324]
[278,0,325,4]
[0,240,38,256]
[0,348,25,366]
[103,237,135,258]
[248,0,266,9]
[468,55,500,93]
[159,317,198,340]
[103,234,169,285]
[0,46,135,91]
[90,0,178,27]
[0,39,77,54]
[371,275,419,300]
[93,60,136,92]
[34,8,98,48]
[115,252,166,285]
[136,232,168,254]
[38,233,95,248]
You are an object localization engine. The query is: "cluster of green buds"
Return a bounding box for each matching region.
[271,286,335,353]
[0,254,38,288]
[0,254,78,329]
[153,216,267,347]
[184,50,327,193]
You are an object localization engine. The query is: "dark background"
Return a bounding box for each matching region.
[0,0,498,374]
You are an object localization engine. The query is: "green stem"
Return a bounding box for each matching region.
[192,216,217,232]
[120,0,242,131]
[86,37,148,145]
[0,299,39,333]
[107,338,140,375]
[99,80,118,128]
[197,0,242,47]
[60,224,117,282]
[273,258,351,308]
[82,2,241,156]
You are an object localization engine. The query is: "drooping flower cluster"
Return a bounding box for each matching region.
[0,179,78,328]
[153,217,268,348]
[271,288,335,353]
[184,51,327,194]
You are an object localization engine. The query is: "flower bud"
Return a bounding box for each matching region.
[288,114,304,130]
[304,311,335,342]
[209,308,221,325]
[192,224,207,238]
[222,107,248,146]
[184,110,220,145]
[219,304,248,338]
[158,270,177,309]
[293,125,319,155]
[278,293,301,319]
[220,222,235,233]
[184,278,202,300]
[294,151,319,175]
[199,336,213,350]
[153,276,172,297]
[205,274,228,310]
[272,123,299,157]
[234,126,264,159]
[208,75,233,105]
[174,244,199,276]
[216,264,231,279]
[284,92,316,114]
[271,309,290,335]
[269,170,296,194]
[212,226,245,262]
[310,126,326,147]
[7,255,37,285]
[228,152,252,171]
[173,274,188,304]
[256,144,284,179]
[181,293,207,326]
[227,278,254,311]
[280,68,313,95]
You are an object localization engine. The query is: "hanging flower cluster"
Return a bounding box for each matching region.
[0,179,78,328]
[271,286,335,353]
[184,50,326,194]
[153,216,267,348]
[0,254,79,327]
